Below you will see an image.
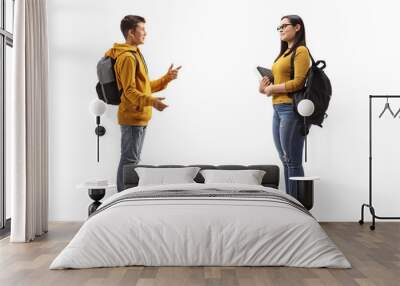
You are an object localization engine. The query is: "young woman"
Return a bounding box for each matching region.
[259,15,311,198]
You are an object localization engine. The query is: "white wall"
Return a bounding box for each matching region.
[47,0,400,221]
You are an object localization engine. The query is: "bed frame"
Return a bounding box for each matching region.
[123,164,280,190]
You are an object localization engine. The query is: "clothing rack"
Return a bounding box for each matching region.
[359,95,400,230]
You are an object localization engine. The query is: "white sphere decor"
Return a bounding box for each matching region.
[89,99,107,116]
[297,99,315,117]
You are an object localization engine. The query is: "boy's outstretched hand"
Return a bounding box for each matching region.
[165,64,182,82]
[152,97,168,111]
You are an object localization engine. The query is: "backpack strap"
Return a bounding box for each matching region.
[290,49,296,80]
[110,51,141,98]
[289,46,313,163]
[290,46,315,80]
[115,50,141,75]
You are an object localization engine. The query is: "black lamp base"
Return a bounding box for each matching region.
[88,188,106,216]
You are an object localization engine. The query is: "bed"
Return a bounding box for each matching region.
[50,164,350,269]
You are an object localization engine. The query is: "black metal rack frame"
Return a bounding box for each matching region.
[359,95,400,230]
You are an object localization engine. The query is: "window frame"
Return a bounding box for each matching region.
[0,0,14,234]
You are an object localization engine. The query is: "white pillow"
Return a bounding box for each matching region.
[135,167,201,186]
[200,169,266,185]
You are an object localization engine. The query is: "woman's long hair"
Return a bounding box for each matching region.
[274,15,306,62]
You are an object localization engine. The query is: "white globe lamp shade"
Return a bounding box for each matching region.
[297,99,314,117]
[89,99,107,117]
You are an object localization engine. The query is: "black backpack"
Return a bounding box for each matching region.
[290,47,332,128]
[95,51,139,105]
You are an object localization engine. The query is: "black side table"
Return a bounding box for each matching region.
[77,184,116,216]
[289,177,320,210]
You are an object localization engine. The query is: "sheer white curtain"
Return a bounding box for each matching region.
[10,0,49,242]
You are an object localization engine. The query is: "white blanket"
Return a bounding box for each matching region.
[50,183,351,269]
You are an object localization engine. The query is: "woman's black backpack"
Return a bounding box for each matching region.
[290,47,332,128]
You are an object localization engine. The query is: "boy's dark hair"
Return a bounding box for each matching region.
[120,15,146,39]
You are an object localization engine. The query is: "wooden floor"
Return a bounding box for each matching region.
[0,222,399,286]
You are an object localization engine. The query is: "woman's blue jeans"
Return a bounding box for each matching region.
[272,103,306,198]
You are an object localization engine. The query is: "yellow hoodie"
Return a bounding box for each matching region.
[105,43,169,126]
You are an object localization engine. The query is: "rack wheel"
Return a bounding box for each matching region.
[358,220,364,225]
[370,225,375,231]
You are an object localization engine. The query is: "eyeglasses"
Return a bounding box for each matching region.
[277,24,293,31]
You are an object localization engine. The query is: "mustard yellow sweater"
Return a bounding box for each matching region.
[105,43,169,126]
[271,46,311,105]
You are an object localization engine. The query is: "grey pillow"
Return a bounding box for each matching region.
[135,167,201,186]
[200,169,266,185]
